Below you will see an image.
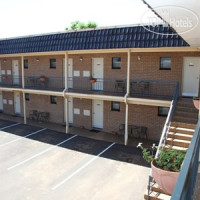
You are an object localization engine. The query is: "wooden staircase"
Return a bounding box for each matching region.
[144,98,198,200]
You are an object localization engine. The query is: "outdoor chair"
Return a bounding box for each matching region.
[115,80,126,92]
[38,112,50,122]
[136,126,148,139]
[118,124,125,135]
[29,110,39,120]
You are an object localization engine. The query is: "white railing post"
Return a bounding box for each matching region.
[64,52,69,134]
[21,56,26,124]
[124,49,131,145]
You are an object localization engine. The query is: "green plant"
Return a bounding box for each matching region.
[137,143,186,172]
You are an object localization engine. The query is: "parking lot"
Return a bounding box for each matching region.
[0,119,150,200]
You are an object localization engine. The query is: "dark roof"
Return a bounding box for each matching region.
[0,25,189,55]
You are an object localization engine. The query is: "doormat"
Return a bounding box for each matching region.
[90,129,100,133]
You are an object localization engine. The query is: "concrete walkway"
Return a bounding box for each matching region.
[0,113,156,148]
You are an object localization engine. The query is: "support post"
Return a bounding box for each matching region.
[124,49,131,145]
[64,52,69,133]
[21,56,26,124]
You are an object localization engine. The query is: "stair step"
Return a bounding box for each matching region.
[169,127,194,135]
[167,132,193,141]
[176,106,198,113]
[173,116,197,125]
[144,192,171,200]
[174,110,198,119]
[166,138,190,148]
[151,183,170,196]
[171,122,196,129]
[164,145,188,151]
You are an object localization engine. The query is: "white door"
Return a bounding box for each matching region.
[0,61,2,83]
[64,97,73,124]
[92,58,104,91]
[92,100,103,129]
[0,92,3,112]
[63,58,73,89]
[182,57,200,97]
[12,60,19,85]
[14,92,21,115]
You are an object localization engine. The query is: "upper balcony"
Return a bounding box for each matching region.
[0,75,177,100]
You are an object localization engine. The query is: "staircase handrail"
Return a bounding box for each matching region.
[155,82,179,158]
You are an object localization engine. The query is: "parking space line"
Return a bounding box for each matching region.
[52,142,115,190]
[0,128,47,148]
[7,135,77,171]
[0,123,21,130]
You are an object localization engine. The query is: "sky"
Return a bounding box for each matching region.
[0,0,160,39]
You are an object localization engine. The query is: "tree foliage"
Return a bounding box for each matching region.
[66,21,97,30]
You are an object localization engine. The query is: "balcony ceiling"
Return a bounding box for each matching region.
[142,0,200,47]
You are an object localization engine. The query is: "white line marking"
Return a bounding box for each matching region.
[1,123,21,130]
[0,128,46,148]
[52,142,115,190]
[7,135,77,171]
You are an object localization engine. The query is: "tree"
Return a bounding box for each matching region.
[66,21,97,30]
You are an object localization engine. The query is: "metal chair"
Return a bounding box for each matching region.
[137,126,148,139]
[118,124,125,135]
[29,110,39,120]
[39,112,50,122]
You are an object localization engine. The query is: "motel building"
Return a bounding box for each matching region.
[0,18,200,200]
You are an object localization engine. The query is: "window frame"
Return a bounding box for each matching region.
[50,58,57,69]
[160,57,172,70]
[158,106,169,117]
[111,102,120,112]
[50,96,57,104]
[25,93,30,101]
[112,57,121,69]
[24,59,28,69]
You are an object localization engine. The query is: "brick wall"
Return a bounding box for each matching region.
[73,98,92,130]
[26,94,64,124]
[2,91,24,116]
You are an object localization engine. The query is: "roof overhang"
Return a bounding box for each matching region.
[0,47,199,58]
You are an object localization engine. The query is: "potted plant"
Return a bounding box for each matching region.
[193,97,200,110]
[89,77,96,84]
[137,143,186,195]
[2,75,8,80]
[39,76,46,82]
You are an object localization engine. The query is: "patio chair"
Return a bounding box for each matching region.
[136,126,148,139]
[115,80,126,93]
[29,110,39,120]
[118,124,125,135]
[39,112,50,122]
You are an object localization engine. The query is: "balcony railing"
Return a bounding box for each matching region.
[0,75,22,88]
[171,119,200,200]
[0,75,178,99]
[24,76,64,91]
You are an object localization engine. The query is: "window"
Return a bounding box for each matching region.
[24,59,28,69]
[160,57,171,70]
[50,96,57,104]
[112,57,121,69]
[50,59,57,68]
[158,107,169,116]
[111,102,120,111]
[25,93,30,101]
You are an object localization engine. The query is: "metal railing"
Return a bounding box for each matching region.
[171,119,200,200]
[0,75,22,88]
[68,77,127,95]
[155,82,179,158]
[24,76,64,91]
[0,75,178,98]
[130,79,177,98]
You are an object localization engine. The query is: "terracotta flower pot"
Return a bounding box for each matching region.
[2,75,8,80]
[193,99,199,110]
[40,77,46,82]
[90,79,96,84]
[151,161,179,195]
